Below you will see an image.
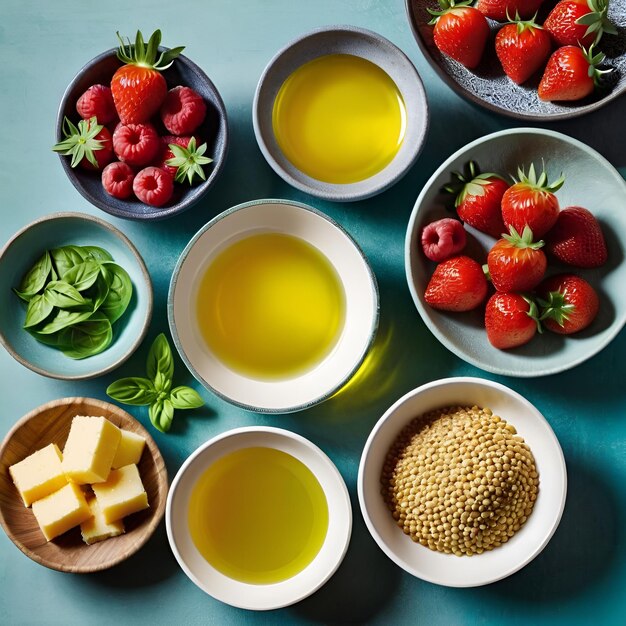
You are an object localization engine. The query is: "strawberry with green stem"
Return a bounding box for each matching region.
[52,116,113,170]
[485,292,541,349]
[544,0,617,48]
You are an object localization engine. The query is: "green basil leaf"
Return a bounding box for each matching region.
[26,327,72,348]
[149,398,174,433]
[13,288,35,303]
[17,251,52,296]
[107,377,158,406]
[88,273,110,312]
[51,245,88,277]
[36,308,93,334]
[44,280,87,309]
[82,246,113,263]
[154,370,172,394]
[61,313,113,359]
[23,293,54,328]
[169,386,204,410]
[147,333,174,382]
[99,263,133,323]
[62,260,100,292]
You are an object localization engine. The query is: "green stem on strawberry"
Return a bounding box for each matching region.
[537,291,575,327]
[576,0,618,46]
[502,225,544,250]
[116,29,185,70]
[442,160,505,207]
[504,10,544,33]
[165,137,213,185]
[523,295,543,334]
[427,0,472,21]
[512,163,565,193]
[581,44,612,85]
[52,116,104,168]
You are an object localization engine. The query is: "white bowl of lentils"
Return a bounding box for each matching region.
[357,377,567,587]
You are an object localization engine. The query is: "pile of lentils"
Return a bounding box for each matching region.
[381,405,539,556]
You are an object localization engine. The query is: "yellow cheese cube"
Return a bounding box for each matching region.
[62,415,121,484]
[92,464,149,523]
[80,496,125,545]
[9,443,68,507]
[31,482,92,541]
[111,430,146,469]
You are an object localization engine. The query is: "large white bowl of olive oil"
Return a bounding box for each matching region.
[168,199,378,412]
[253,26,429,202]
[166,426,352,610]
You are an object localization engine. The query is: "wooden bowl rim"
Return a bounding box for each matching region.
[0,396,168,573]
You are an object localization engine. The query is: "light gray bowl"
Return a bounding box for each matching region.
[405,128,626,377]
[253,26,429,202]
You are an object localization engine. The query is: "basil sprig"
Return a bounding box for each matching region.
[13,244,133,359]
[106,333,204,433]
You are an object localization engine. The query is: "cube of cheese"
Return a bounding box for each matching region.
[9,443,68,506]
[31,482,92,541]
[92,464,149,523]
[111,430,146,469]
[80,496,125,545]
[62,416,121,484]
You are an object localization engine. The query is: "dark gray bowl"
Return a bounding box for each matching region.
[56,48,229,220]
[406,0,626,121]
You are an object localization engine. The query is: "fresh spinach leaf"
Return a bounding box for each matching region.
[36,308,93,334]
[44,280,87,309]
[17,251,52,297]
[82,246,114,262]
[23,293,54,328]
[99,262,133,323]
[63,259,100,292]
[51,245,87,278]
[61,313,112,359]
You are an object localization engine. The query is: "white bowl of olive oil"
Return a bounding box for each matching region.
[253,26,429,202]
[168,198,379,412]
[166,426,352,610]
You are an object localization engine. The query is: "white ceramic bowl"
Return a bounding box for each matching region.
[168,199,379,412]
[166,426,352,610]
[358,377,567,587]
[253,26,429,202]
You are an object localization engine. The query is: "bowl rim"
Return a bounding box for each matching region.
[168,197,380,413]
[404,126,626,377]
[252,24,429,202]
[357,376,568,587]
[404,0,625,122]
[0,211,153,380]
[55,47,230,221]
[0,396,168,573]
[165,425,353,610]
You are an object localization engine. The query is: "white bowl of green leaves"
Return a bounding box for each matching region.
[0,212,152,380]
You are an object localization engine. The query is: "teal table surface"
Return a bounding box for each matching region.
[1,1,625,624]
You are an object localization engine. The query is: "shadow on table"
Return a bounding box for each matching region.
[478,457,622,605]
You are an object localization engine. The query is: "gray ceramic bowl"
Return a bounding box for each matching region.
[0,212,153,379]
[406,0,626,120]
[253,26,429,202]
[405,128,626,377]
[56,48,229,220]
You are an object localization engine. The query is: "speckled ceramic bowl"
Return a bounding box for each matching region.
[405,128,626,377]
[406,0,626,120]
[0,213,152,379]
[253,26,429,201]
[56,47,229,220]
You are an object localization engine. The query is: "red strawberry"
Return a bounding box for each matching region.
[544,0,617,48]
[76,84,117,124]
[538,45,610,101]
[475,0,545,21]
[52,116,113,170]
[487,226,547,292]
[485,292,540,349]
[443,161,508,238]
[538,274,599,334]
[111,29,184,124]
[421,218,467,262]
[133,166,174,207]
[495,15,552,84]
[102,161,135,199]
[546,206,608,267]
[424,256,488,312]
[501,163,564,238]
[113,123,161,167]
[161,86,207,135]
[427,1,490,69]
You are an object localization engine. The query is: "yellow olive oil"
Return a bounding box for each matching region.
[272,54,406,184]
[188,447,329,584]
[196,232,345,380]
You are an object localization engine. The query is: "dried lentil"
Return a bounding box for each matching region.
[381,405,539,556]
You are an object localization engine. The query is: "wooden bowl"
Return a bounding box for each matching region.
[0,397,168,573]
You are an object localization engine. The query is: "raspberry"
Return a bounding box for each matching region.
[102,161,135,199]
[153,135,199,177]
[133,166,174,207]
[421,218,467,262]
[160,86,206,135]
[76,85,117,125]
[113,123,160,167]
[80,123,113,171]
